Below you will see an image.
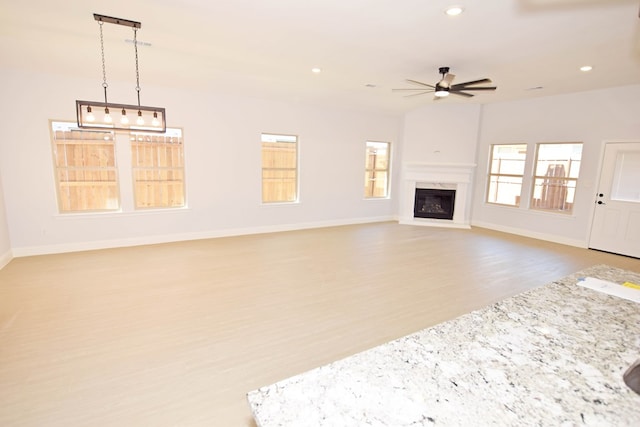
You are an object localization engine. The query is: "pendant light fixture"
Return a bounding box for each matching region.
[76,14,166,133]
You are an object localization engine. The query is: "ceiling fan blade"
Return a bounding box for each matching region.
[404,91,432,97]
[393,88,433,91]
[451,79,492,90]
[450,91,474,98]
[455,86,497,91]
[440,73,456,88]
[406,79,435,88]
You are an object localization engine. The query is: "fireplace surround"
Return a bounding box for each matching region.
[399,163,475,228]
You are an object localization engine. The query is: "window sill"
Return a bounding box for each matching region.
[260,201,301,206]
[54,206,191,219]
[364,196,391,201]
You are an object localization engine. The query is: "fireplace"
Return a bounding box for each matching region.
[414,188,455,220]
[399,163,475,229]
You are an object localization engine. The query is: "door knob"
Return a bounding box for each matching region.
[597,201,605,205]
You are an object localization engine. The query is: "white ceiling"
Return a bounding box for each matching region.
[1,0,639,114]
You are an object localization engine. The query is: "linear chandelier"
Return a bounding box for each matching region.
[76,14,166,133]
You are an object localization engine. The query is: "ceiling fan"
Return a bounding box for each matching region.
[393,67,497,99]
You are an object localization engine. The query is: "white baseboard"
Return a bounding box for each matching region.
[0,249,12,270]
[398,218,471,229]
[11,216,395,257]
[470,220,588,248]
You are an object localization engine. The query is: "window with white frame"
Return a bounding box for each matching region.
[261,133,298,203]
[531,142,583,214]
[51,121,186,213]
[50,121,119,212]
[131,128,186,209]
[364,141,390,198]
[486,144,527,207]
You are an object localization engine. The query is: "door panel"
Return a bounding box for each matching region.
[589,142,640,258]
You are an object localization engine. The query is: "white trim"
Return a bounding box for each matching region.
[471,220,587,248]
[10,216,395,257]
[0,249,12,270]
[399,218,471,229]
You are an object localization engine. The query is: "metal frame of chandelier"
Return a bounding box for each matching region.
[76,14,166,133]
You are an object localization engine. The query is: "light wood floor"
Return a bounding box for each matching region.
[0,222,638,426]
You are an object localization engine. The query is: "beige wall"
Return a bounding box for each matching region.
[0,169,11,267]
[0,69,402,256]
[471,84,640,246]
[2,66,638,259]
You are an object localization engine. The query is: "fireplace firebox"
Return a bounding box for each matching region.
[414,188,456,220]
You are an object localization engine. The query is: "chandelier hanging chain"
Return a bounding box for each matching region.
[98,21,108,103]
[133,26,142,107]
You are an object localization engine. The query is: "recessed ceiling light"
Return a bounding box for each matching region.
[445,6,464,16]
[365,84,377,88]
[580,65,593,72]
[311,67,322,73]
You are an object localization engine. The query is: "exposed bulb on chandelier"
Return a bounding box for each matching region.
[86,106,95,122]
[136,110,144,125]
[120,109,129,125]
[152,112,159,127]
[104,107,112,123]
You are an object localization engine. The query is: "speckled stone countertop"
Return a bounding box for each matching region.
[247,265,640,426]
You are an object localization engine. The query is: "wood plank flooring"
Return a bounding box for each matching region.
[0,222,638,426]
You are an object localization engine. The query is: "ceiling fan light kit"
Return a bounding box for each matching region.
[434,85,450,97]
[393,66,497,99]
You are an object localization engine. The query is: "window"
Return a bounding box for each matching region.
[131,128,185,209]
[531,142,583,213]
[364,141,390,198]
[51,121,119,212]
[610,150,640,202]
[51,121,186,213]
[486,144,527,206]
[261,133,298,203]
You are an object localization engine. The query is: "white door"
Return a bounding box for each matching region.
[589,142,640,258]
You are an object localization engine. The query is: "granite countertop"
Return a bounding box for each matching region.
[247,265,640,426]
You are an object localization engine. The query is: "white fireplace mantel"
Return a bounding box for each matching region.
[399,163,476,229]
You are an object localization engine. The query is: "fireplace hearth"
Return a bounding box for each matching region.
[414,188,456,220]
